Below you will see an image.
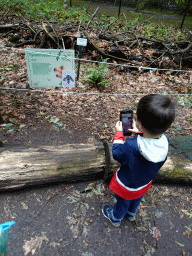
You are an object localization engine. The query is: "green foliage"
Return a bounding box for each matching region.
[182,210,192,218]
[178,96,192,107]
[0,76,5,82]
[1,0,190,41]
[171,124,181,133]
[175,0,192,12]
[39,112,67,130]
[130,11,143,18]
[2,0,90,22]
[0,65,20,71]
[187,86,192,94]
[81,59,109,90]
[8,98,21,106]
[163,167,192,178]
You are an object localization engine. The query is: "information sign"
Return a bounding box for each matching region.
[25,49,74,88]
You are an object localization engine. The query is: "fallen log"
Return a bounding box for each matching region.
[0,140,105,191]
[0,139,192,192]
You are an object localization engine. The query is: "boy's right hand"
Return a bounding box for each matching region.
[115,121,123,132]
[128,120,140,134]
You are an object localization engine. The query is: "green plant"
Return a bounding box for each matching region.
[8,98,21,106]
[81,59,109,90]
[0,65,20,71]
[0,76,5,82]
[171,124,181,133]
[178,96,192,107]
[187,86,192,94]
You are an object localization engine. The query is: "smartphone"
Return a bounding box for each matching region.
[120,109,133,136]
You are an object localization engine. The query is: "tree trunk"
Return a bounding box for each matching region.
[180,0,192,29]
[0,112,3,124]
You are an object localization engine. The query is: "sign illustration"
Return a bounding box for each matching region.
[62,70,75,87]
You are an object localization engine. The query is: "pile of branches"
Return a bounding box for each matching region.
[0,7,192,70]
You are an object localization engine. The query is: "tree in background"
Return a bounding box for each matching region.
[178,0,192,28]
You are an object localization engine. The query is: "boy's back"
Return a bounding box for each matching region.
[102,94,176,227]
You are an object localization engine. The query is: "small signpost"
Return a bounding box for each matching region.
[76,34,87,81]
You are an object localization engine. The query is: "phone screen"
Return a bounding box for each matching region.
[122,113,132,134]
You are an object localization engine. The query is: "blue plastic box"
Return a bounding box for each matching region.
[0,222,15,256]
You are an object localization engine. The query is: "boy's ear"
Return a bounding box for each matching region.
[137,120,143,131]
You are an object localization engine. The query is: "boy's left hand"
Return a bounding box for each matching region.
[115,121,123,132]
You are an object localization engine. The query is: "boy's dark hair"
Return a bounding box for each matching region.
[137,94,176,135]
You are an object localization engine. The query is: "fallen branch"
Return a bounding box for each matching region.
[42,22,58,45]
[0,24,19,29]
[86,7,100,31]
[98,13,123,36]
[84,31,130,62]
[167,43,192,55]
[0,9,10,21]
[14,40,35,47]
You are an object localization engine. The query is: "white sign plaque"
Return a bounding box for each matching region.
[77,38,87,47]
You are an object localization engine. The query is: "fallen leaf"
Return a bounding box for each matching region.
[175,241,184,247]
[21,202,28,210]
[104,222,108,227]
[50,242,60,248]
[136,226,147,232]
[139,208,147,217]
[83,240,90,248]
[149,227,161,240]
[23,232,49,256]
[43,237,49,242]
[23,236,42,256]
[105,242,113,246]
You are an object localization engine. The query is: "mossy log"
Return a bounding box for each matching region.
[0,139,192,192]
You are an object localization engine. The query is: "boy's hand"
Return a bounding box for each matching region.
[115,121,123,132]
[128,120,140,134]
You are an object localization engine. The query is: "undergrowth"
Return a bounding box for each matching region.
[1,0,190,42]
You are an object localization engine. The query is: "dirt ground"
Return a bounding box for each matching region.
[1,180,192,256]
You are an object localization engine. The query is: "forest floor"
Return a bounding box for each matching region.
[0,9,192,255]
[1,180,192,256]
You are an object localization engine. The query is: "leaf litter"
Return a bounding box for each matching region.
[23,232,49,256]
[0,41,192,144]
[66,182,105,238]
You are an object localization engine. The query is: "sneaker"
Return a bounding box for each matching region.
[102,204,121,227]
[127,215,135,221]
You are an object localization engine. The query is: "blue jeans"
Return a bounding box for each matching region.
[113,194,144,221]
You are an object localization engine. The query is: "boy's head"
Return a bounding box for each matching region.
[137,94,176,135]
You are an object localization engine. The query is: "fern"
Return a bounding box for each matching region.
[81,59,109,90]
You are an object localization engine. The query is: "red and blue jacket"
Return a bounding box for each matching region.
[109,131,169,200]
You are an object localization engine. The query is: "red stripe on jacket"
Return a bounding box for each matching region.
[114,131,124,142]
[109,171,152,200]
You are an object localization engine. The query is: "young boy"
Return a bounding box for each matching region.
[102,94,176,227]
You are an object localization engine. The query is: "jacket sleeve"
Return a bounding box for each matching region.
[112,131,126,164]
